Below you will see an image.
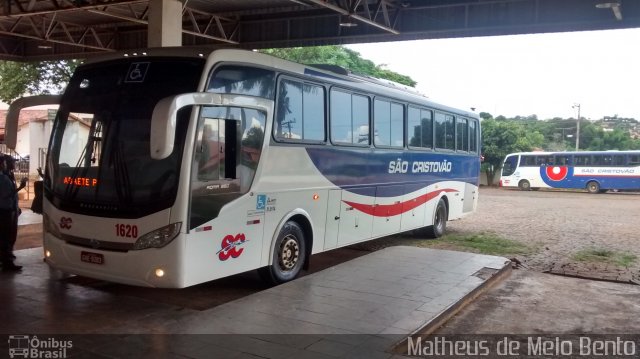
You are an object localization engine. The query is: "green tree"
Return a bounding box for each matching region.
[479,112,493,121]
[261,46,416,87]
[0,60,78,103]
[481,118,544,185]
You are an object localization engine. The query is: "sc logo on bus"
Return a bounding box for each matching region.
[217,233,248,261]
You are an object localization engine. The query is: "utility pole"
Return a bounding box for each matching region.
[572,103,581,150]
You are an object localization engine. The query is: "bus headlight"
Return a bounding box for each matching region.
[132,222,181,250]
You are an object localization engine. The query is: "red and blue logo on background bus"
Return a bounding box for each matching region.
[540,165,573,186]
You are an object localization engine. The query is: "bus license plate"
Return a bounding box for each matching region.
[81,251,104,265]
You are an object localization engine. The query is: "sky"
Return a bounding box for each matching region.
[347,28,640,121]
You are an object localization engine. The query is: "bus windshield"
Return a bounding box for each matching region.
[501,154,518,176]
[46,57,205,218]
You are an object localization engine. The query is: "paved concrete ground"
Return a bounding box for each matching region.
[0,246,509,358]
[438,269,640,334]
[17,208,41,226]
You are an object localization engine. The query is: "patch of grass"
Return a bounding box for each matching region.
[411,232,532,256]
[573,248,638,267]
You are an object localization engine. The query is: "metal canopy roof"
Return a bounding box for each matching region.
[1,0,639,61]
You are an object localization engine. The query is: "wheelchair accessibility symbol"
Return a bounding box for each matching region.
[125,62,150,83]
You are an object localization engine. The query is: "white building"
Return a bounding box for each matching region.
[0,109,89,175]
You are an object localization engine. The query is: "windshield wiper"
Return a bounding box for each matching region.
[112,143,133,204]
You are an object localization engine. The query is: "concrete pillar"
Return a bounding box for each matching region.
[148,0,183,47]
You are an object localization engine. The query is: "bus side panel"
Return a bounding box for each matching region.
[463,182,477,213]
[437,180,466,221]
[336,187,375,246]
[182,194,264,287]
[324,189,341,250]
[372,184,404,238]
[400,184,427,231]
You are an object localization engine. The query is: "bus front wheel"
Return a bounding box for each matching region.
[518,180,531,191]
[586,181,601,194]
[425,198,448,238]
[259,221,307,285]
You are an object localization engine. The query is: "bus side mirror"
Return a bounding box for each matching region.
[6,95,62,149]
[150,92,222,160]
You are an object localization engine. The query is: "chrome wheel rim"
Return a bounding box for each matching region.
[278,235,300,271]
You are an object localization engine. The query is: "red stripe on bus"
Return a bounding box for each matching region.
[343,188,458,217]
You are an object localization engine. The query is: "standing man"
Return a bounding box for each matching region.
[0,154,27,272]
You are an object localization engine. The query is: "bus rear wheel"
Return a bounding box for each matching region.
[425,198,447,238]
[586,181,601,194]
[518,180,531,191]
[259,221,306,285]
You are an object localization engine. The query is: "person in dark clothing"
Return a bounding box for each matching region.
[4,155,27,253]
[0,155,27,272]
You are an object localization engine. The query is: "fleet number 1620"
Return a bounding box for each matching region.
[115,224,138,238]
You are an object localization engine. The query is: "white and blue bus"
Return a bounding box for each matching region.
[500,150,640,193]
[6,48,481,288]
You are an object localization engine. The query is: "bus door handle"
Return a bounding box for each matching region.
[334,216,340,220]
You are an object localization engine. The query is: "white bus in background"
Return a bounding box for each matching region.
[500,150,640,193]
[6,48,481,288]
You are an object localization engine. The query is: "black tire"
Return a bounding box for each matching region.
[586,181,600,194]
[259,221,306,285]
[425,198,447,238]
[518,180,531,191]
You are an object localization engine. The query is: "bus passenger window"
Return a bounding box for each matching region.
[330,89,369,145]
[408,107,433,149]
[592,155,604,166]
[352,94,370,145]
[575,155,590,166]
[613,155,625,166]
[555,155,570,166]
[469,120,478,153]
[374,99,391,146]
[276,79,325,142]
[456,118,469,152]
[209,66,275,99]
[536,156,552,166]
[374,100,404,148]
[520,156,536,167]
[435,113,454,151]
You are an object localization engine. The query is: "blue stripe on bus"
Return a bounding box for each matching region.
[305,147,479,196]
[539,165,640,190]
